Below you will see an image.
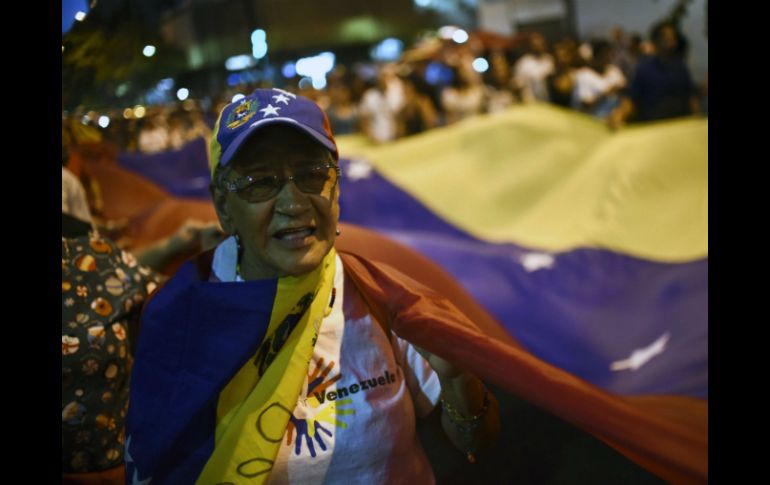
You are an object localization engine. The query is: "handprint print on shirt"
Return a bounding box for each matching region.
[287,414,333,457]
[285,357,356,457]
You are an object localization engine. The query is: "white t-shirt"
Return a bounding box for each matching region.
[211,240,441,484]
[359,89,399,143]
[573,65,626,104]
[441,85,486,122]
[61,167,93,223]
[138,126,169,154]
[513,54,555,102]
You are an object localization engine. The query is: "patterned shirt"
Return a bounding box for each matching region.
[62,234,162,473]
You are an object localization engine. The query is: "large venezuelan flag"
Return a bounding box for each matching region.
[333,105,707,484]
[95,104,706,483]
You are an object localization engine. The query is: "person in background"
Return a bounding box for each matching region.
[326,78,361,136]
[609,20,700,128]
[483,49,517,114]
[512,32,555,103]
[62,169,222,483]
[572,39,627,119]
[398,74,438,137]
[546,39,579,108]
[359,64,405,143]
[441,65,486,124]
[62,164,93,228]
[166,113,187,151]
[137,115,170,154]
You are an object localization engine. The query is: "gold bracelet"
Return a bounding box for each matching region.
[440,388,491,463]
[440,388,491,424]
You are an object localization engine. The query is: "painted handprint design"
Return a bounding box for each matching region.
[285,358,355,458]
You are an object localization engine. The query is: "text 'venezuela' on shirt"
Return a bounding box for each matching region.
[314,369,398,404]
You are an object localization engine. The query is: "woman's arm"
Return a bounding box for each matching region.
[134,219,223,272]
[418,349,501,462]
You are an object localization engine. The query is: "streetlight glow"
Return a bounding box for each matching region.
[472,58,489,73]
[452,29,469,44]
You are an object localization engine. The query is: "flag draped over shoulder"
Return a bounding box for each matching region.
[126,251,336,485]
[199,251,335,484]
[124,260,276,484]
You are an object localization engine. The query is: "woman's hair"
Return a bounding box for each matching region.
[212,163,232,192]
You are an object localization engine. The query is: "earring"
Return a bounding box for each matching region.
[234,233,243,257]
[234,233,244,277]
[335,228,341,236]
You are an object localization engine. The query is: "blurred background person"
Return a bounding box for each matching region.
[512,32,554,103]
[572,39,626,119]
[397,74,438,137]
[483,49,517,113]
[546,38,579,109]
[609,20,700,128]
[359,64,405,143]
[441,65,486,125]
[137,114,169,154]
[326,75,361,136]
[166,112,187,151]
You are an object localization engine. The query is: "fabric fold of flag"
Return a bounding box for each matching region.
[335,227,707,485]
[125,262,277,483]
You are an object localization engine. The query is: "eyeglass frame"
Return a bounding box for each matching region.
[221,161,342,202]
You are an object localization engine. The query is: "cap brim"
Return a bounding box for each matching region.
[219,117,338,168]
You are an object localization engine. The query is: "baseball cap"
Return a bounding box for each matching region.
[209,88,338,176]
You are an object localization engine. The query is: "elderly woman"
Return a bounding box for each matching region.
[126,88,499,484]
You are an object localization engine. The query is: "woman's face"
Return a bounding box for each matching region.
[213,125,340,279]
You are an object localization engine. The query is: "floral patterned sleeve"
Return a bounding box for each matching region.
[61,234,164,473]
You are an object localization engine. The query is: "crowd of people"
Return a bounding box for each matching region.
[63,20,707,158]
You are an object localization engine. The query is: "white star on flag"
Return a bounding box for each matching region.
[260,104,280,117]
[273,93,291,105]
[520,252,555,272]
[610,333,670,371]
[346,159,373,181]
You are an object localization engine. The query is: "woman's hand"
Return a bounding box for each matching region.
[171,219,225,254]
[135,220,225,272]
[413,344,500,462]
[413,345,463,380]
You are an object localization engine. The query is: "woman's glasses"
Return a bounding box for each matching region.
[224,162,341,203]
